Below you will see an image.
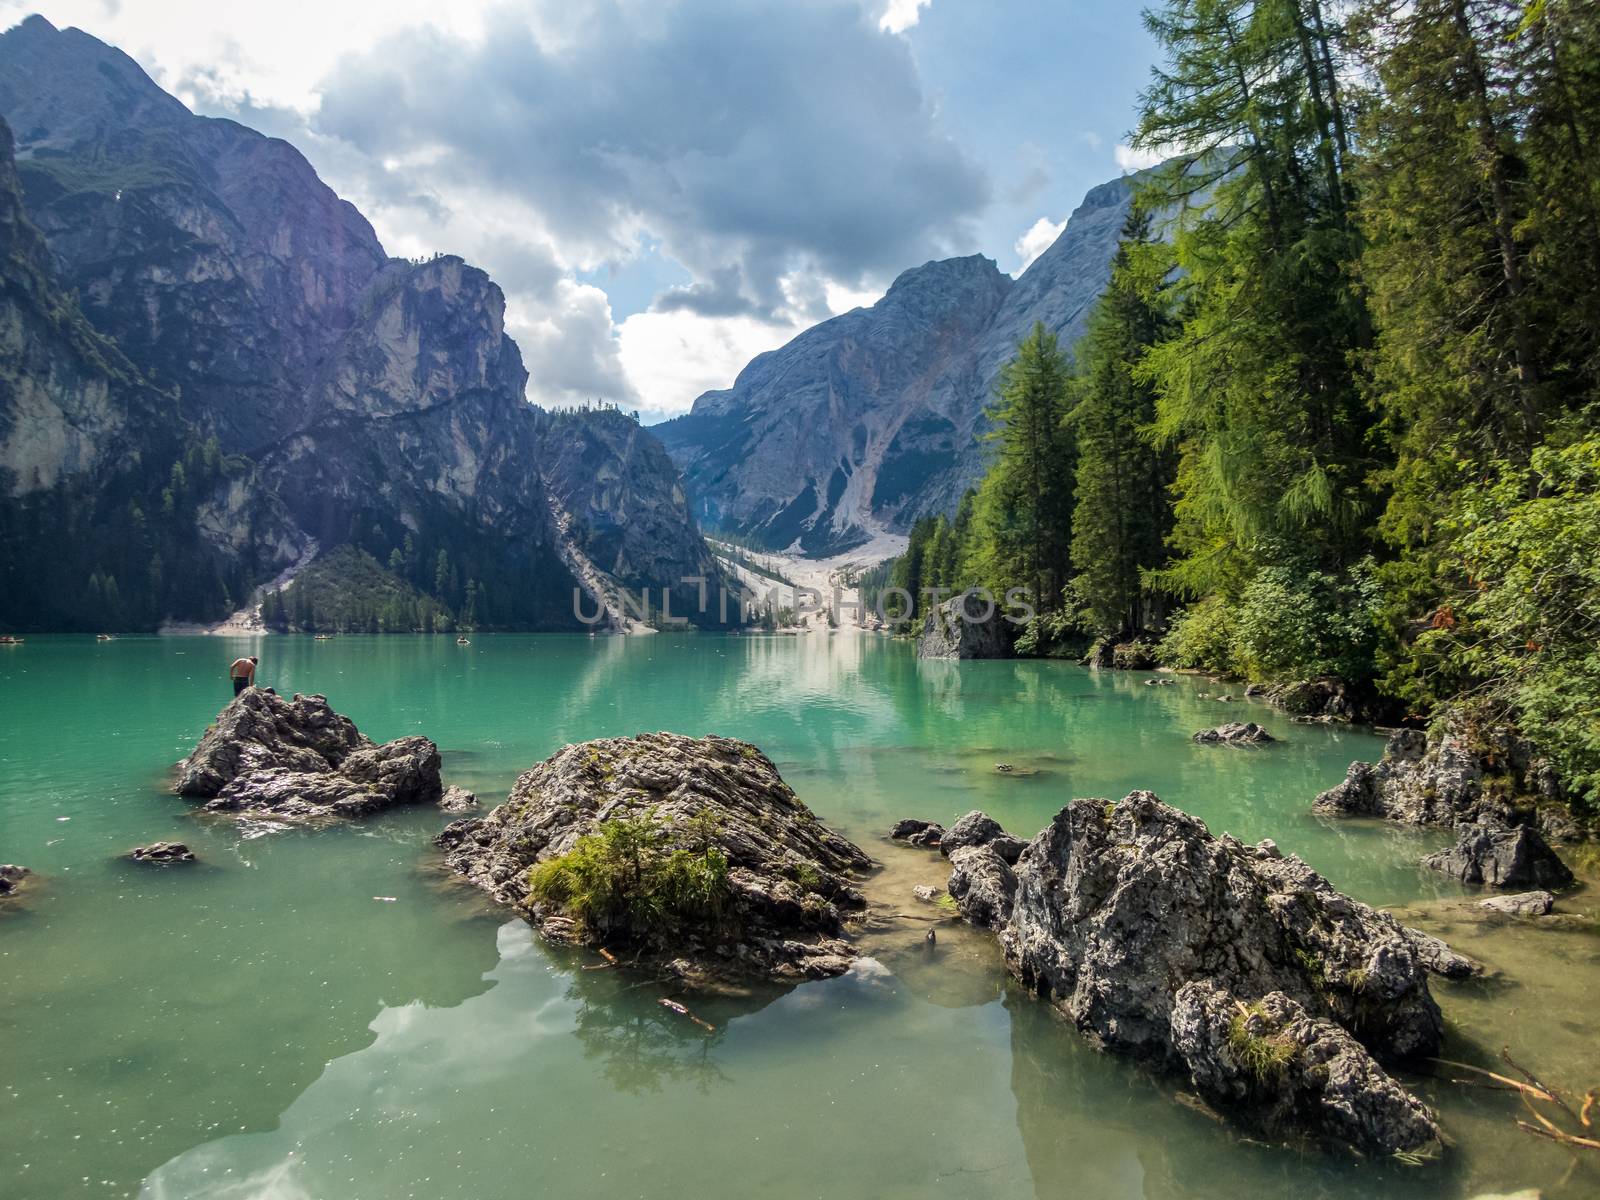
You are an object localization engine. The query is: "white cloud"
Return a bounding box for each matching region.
[1014,215,1066,274]
[7,0,977,417]
[1115,143,1169,172]
[824,279,884,315]
[617,309,806,421]
[879,0,931,34]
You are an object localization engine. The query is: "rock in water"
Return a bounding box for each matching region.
[1422,824,1575,890]
[175,690,442,819]
[1476,891,1555,917]
[940,810,1027,864]
[1193,723,1275,747]
[928,793,1456,1154]
[0,863,31,896]
[1169,983,1441,1155]
[129,841,195,864]
[916,593,1015,660]
[1314,713,1573,841]
[435,733,875,982]
[888,818,946,848]
[438,786,479,813]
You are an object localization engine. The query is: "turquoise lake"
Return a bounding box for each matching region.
[1,633,1596,1199]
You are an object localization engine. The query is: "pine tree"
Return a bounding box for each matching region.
[970,322,1076,612]
[1136,0,1377,599]
[1068,208,1176,637]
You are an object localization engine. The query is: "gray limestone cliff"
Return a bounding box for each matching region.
[0,16,723,631]
[657,174,1147,551]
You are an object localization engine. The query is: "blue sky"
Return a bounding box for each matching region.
[0,1,1159,422]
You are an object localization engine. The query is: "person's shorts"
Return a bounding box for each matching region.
[233,677,249,696]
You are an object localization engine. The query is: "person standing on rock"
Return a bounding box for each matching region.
[228,655,258,697]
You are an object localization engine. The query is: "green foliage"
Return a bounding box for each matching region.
[1234,559,1383,682]
[1068,207,1177,638]
[266,545,452,634]
[1137,0,1377,601]
[1397,440,1600,811]
[1157,595,1242,674]
[525,810,732,938]
[969,323,1077,613]
[1226,1007,1297,1081]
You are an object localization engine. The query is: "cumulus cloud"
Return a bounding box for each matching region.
[879,0,932,34]
[1014,215,1066,274]
[19,0,985,415]
[1115,142,1169,172]
[617,308,805,423]
[509,280,637,409]
[311,0,987,319]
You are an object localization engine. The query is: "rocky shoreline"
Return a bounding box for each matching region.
[1314,709,1583,890]
[135,689,1591,1162]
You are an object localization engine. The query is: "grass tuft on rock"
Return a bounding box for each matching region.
[1226,1007,1297,1081]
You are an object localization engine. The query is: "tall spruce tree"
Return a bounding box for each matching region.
[971,322,1076,612]
[1135,0,1377,600]
[1068,207,1177,637]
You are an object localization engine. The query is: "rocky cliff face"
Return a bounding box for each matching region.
[657,174,1144,550]
[537,408,726,622]
[656,255,1012,554]
[0,16,721,630]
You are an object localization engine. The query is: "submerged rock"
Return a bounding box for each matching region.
[0,863,30,896]
[1422,824,1574,890]
[175,690,442,819]
[1476,891,1555,917]
[905,794,1458,1155]
[438,786,479,813]
[435,732,875,982]
[888,818,946,848]
[916,593,1015,660]
[129,841,195,864]
[1193,722,1275,747]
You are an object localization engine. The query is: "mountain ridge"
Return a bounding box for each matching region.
[656,170,1147,553]
[0,15,725,631]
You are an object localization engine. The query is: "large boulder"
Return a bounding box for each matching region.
[916,592,1015,660]
[1314,711,1573,839]
[1169,983,1442,1155]
[939,810,1027,863]
[945,845,1017,930]
[1001,794,1448,1064]
[435,733,875,982]
[914,794,1459,1155]
[1422,823,1575,890]
[175,690,442,819]
[0,863,30,896]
